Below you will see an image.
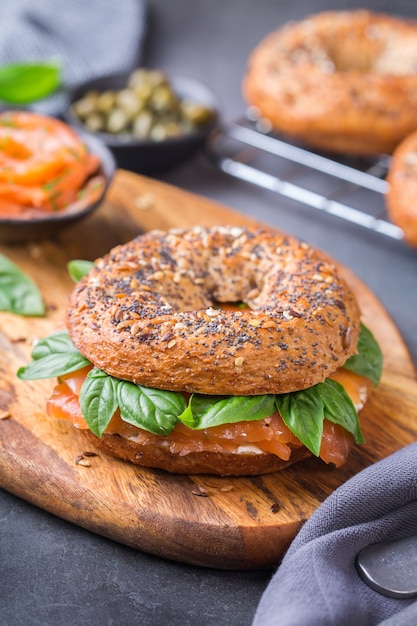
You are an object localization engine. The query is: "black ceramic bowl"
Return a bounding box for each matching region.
[63,72,219,174]
[0,130,115,244]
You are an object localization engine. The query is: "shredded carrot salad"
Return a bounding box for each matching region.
[0,111,105,216]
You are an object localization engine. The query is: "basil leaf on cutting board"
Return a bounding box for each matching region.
[0,253,45,316]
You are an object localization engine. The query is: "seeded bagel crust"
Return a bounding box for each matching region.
[386,130,417,247]
[66,225,360,396]
[243,10,417,155]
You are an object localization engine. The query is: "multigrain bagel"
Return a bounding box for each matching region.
[67,225,361,396]
[243,10,417,156]
[386,130,417,247]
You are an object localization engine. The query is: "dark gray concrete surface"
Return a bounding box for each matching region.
[1,1,417,624]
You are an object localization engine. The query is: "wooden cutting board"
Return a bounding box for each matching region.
[1,169,416,570]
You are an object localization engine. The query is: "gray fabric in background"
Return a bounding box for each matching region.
[253,442,417,626]
[0,0,147,115]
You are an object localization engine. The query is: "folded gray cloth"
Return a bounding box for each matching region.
[253,442,417,626]
[0,0,147,115]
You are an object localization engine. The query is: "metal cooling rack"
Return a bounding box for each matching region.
[206,112,405,242]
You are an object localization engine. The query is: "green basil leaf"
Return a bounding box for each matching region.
[17,352,90,381]
[317,379,364,444]
[67,260,94,283]
[117,380,185,436]
[17,331,90,380]
[344,323,383,386]
[30,330,78,359]
[79,368,118,437]
[180,394,276,429]
[0,253,45,316]
[275,386,324,456]
[0,62,60,104]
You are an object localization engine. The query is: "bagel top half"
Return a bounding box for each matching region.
[66,226,360,396]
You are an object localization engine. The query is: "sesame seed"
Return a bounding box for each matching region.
[135,192,155,210]
[235,357,244,366]
[130,322,140,335]
[220,485,234,492]
[117,320,132,329]
[192,485,208,496]
[75,455,91,467]
[117,261,139,270]
[167,339,177,348]
[342,327,352,350]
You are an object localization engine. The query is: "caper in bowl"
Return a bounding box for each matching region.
[64,70,219,174]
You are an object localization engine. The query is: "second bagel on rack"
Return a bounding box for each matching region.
[243,10,417,156]
[386,130,417,247]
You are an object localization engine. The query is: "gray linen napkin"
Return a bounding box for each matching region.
[0,0,147,115]
[253,442,417,626]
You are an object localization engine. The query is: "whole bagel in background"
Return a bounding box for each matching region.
[243,10,417,156]
[386,130,417,247]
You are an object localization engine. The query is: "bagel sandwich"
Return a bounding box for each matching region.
[18,226,383,476]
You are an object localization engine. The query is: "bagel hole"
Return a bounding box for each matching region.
[328,40,380,72]
[328,33,417,75]
[213,300,250,312]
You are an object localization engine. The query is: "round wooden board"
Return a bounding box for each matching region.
[1,170,416,570]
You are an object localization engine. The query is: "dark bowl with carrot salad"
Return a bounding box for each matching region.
[63,70,219,174]
[0,110,115,244]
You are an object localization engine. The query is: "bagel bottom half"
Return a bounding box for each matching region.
[82,430,312,476]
